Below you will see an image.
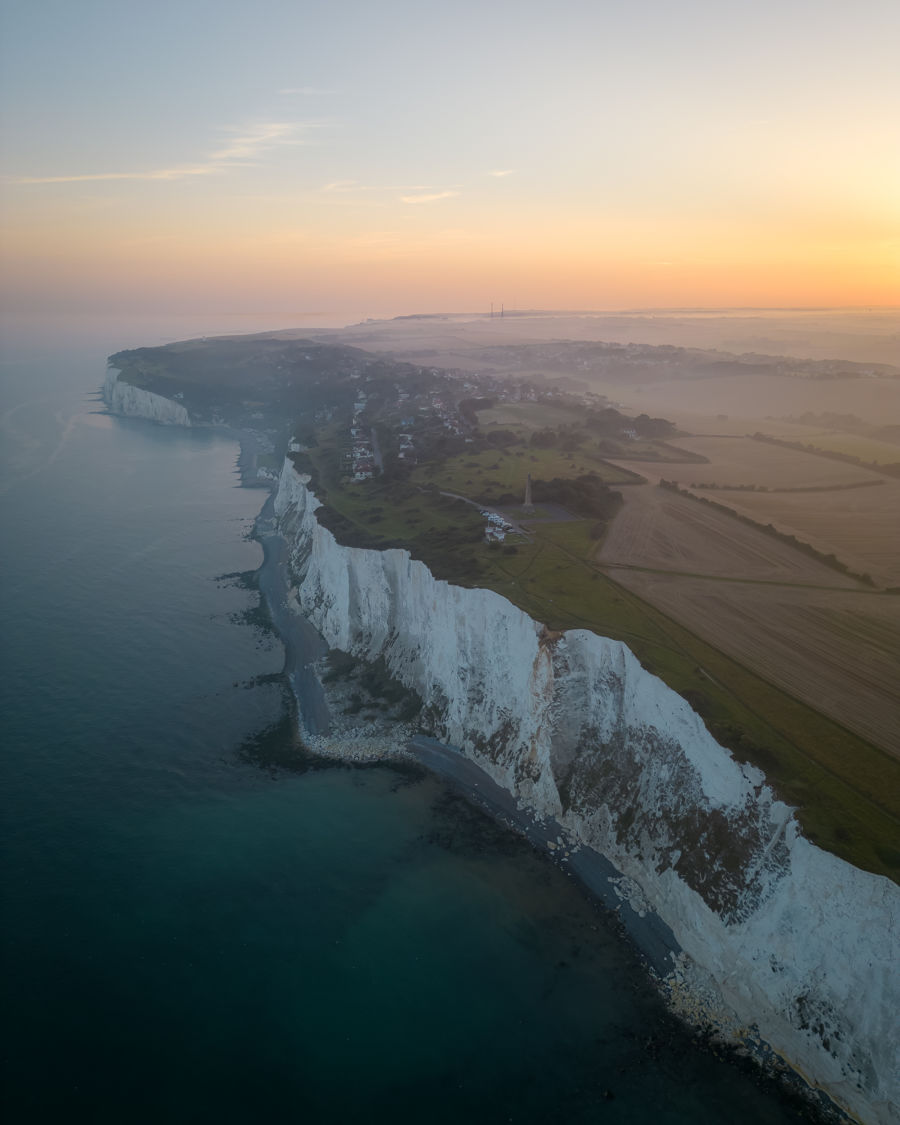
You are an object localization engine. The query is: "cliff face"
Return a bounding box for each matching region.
[274,460,897,1125]
[103,369,191,426]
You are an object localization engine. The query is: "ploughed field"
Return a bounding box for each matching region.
[596,481,900,760]
[651,434,883,488]
[595,483,863,585]
[688,484,900,589]
[607,434,900,586]
[611,567,900,760]
[775,430,900,464]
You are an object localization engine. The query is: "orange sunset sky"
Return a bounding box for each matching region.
[1,0,898,319]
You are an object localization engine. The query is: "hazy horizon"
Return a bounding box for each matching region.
[2,1,897,321]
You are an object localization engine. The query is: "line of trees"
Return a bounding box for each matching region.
[658,480,876,587]
[752,433,900,479]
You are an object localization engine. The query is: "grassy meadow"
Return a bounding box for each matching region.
[413,445,639,501]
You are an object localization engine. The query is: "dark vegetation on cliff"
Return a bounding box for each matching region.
[111,333,899,882]
[109,335,422,430]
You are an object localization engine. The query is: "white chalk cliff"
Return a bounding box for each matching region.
[275,458,898,1125]
[103,369,190,426]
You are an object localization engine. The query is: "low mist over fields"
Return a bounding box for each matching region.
[108,307,900,878]
[311,308,900,769]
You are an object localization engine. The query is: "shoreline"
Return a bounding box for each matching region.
[407,734,684,979]
[249,472,678,956]
[247,463,853,1124]
[250,489,845,1116]
[246,461,850,1121]
[89,400,853,1122]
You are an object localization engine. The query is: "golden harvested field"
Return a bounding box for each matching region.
[597,485,862,586]
[596,485,900,757]
[699,483,900,587]
[650,435,881,489]
[779,431,900,464]
[608,436,900,585]
[609,570,900,759]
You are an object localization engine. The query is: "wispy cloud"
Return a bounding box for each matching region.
[489,169,515,177]
[10,167,216,185]
[9,120,320,185]
[281,86,331,96]
[400,190,460,204]
[208,121,314,162]
[323,179,363,193]
[322,180,432,194]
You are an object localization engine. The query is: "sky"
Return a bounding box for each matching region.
[1,0,898,321]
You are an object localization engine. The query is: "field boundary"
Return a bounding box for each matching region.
[752,431,900,479]
[658,478,878,587]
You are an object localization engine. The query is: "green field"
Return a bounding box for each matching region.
[300,432,487,581]
[412,445,639,501]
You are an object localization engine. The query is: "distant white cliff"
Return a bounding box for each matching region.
[274,457,898,1125]
[103,368,190,426]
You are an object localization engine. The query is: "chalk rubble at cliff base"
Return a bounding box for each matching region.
[300,655,418,764]
[273,456,899,1125]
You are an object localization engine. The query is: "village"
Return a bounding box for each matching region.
[330,367,579,540]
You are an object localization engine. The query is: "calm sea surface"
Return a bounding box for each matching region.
[1,317,816,1123]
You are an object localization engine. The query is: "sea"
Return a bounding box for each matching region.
[1,314,821,1124]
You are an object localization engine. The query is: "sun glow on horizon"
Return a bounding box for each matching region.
[1,0,898,317]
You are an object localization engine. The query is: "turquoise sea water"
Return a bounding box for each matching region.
[0,319,820,1123]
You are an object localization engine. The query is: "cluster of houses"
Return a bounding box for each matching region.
[428,392,464,435]
[397,431,416,464]
[456,373,564,406]
[346,391,377,481]
[394,387,469,463]
[335,365,599,487]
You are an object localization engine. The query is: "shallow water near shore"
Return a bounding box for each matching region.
[1,321,824,1123]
